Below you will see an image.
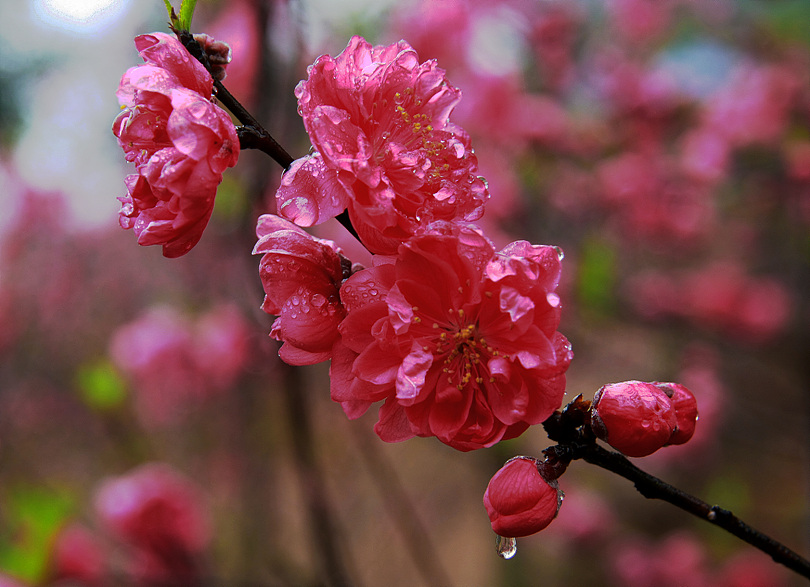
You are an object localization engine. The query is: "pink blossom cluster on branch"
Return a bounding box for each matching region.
[255,37,573,451]
[105,23,810,576]
[113,33,239,258]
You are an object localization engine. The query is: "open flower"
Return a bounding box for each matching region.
[331,224,572,451]
[276,36,488,254]
[113,32,239,257]
[254,214,349,365]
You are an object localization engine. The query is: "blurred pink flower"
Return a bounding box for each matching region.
[110,304,250,423]
[678,128,731,185]
[254,214,348,365]
[205,0,261,107]
[683,262,792,343]
[528,1,582,90]
[606,0,674,45]
[50,524,106,586]
[94,463,209,585]
[113,32,239,258]
[702,64,800,148]
[277,36,488,254]
[543,487,616,545]
[611,532,713,587]
[718,551,789,587]
[483,457,563,537]
[331,224,571,451]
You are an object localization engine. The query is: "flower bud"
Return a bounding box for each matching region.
[483,457,563,538]
[654,382,698,445]
[590,381,677,457]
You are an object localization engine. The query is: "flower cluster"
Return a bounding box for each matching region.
[483,380,699,539]
[255,36,572,451]
[113,32,239,257]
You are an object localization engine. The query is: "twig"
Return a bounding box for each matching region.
[579,443,810,580]
[541,401,810,581]
[175,31,294,169]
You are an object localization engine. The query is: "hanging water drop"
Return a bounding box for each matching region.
[495,535,517,559]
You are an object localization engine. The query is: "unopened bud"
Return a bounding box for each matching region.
[590,381,677,457]
[483,457,563,538]
[193,33,232,81]
[654,382,698,445]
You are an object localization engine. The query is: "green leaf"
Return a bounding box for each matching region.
[178,0,199,31]
[0,487,74,583]
[75,359,127,410]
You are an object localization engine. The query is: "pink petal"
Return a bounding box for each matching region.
[276,154,351,226]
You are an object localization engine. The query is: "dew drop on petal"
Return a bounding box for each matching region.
[311,293,327,308]
[495,535,517,559]
[553,246,565,261]
[546,292,561,308]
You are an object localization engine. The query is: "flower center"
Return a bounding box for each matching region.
[371,87,438,160]
[429,310,498,391]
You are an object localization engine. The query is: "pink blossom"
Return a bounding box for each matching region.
[483,457,563,538]
[113,32,239,257]
[110,304,250,423]
[330,225,571,451]
[678,128,731,185]
[702,64,800,148]
[611,532,713,587]
[204,0,261,107]
[590,381,678,457]
[528,2,582,90]
[94,463,209,584]
[254,214,348,365]
[277,36,488,254]
[653,382,698,445]
[606,0,674,45]
[50,524,106,586]
[718,551,789,587]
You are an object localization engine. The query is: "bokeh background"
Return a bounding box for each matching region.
[1,0,808,585]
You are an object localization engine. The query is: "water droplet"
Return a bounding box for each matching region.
[553,246,565,261]
[547,293,561,308]
[496,535,517,559]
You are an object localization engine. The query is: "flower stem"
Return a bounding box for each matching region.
[542,401,810,581]
[580,443,810,579]
[175,29,369,248]
[174,30,294,169]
